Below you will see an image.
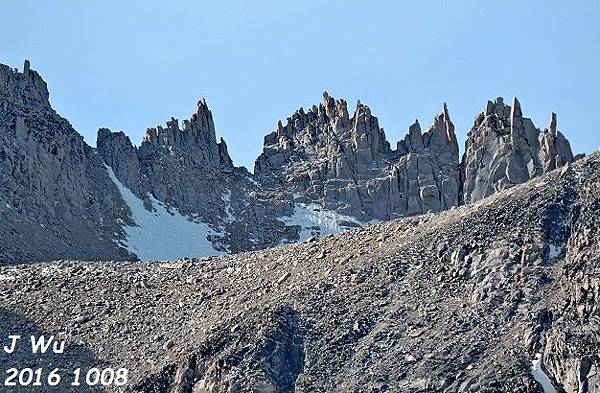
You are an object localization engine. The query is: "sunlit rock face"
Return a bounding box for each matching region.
[254,92,462,221]
[0,60,576,262]
[462,97,573,204]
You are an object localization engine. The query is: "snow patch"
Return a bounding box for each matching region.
[221,190,236,223]
[531,331,557,393]
[548,244,564,260]
[106,165,223,261]
[281,203,368,242]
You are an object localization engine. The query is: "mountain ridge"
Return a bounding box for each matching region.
[0,60,578,262]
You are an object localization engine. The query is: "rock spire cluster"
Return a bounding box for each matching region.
[0,61,576,262]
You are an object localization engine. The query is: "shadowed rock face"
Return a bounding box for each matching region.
[132,306,305,393]
[97,102,295,254]
[0,308,104,393]
[98,100,234,199]
[0,61,134,264]
[462,97,574,204]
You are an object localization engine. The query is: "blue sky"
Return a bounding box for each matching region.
[2,1,599,169]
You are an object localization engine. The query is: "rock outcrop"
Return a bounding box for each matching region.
[0,60,134,263]
[98,101,294,254]
[462,97,574,203]
[254,92,461,221]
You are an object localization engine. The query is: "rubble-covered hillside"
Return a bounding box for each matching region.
[1,153,598,392]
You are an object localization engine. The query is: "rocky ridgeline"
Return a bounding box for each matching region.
[97,100,294,254]
[255,93,574,220]
[0,61,133,262]
[0,61,577,261]
[254,93,460,220]
[98,99,234,195]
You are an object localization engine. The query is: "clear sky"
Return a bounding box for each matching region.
[2,1,599,169]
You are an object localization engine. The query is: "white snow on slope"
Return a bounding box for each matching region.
[532,353,557,393]
[531,330,558,393]
[106,166,223,261]
[281,203,368,242]
[548,244,564,260]
[221,190,236,223]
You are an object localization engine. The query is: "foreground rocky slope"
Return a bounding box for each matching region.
[2,153,598,392]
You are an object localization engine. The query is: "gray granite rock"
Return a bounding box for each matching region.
[0,60,578,262]
[0,60,135,263]
[255,93,461,221]
[3,153,599,392]
[462,97,574,204]
[98,100,294,254]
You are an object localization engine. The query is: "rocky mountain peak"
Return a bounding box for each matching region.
[255,95,464,221]
[397,119,424,153]
[351,98,391,160]
[186,98,216,137]
[397,104,458,162]
[423,103,459,164]
[483,96,508,117]
[0,61,133,262]
[255,93,391,178]
[1,60,578,263]
[549,112,558,135]
[137,99,232,169]
[510,96,523,121]
[321,91,350,126]
[0,60,50,112]
[98,98,236,201]
[462,96,574,203]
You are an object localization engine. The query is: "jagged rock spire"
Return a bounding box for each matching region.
[396,103,458,161]
[549,112,558,135]
[510,97,523,134]
[107,98,233,176]
[422,103,459,164]
[0,60,50,108]
[351,98,390,161]
[441,103,455,141]
[511,97,522,117]
[401,119,424,152]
